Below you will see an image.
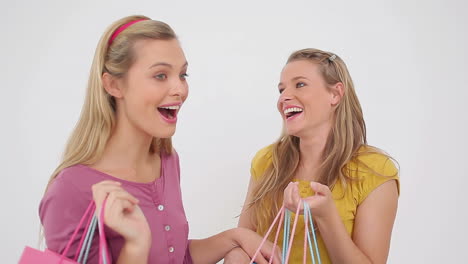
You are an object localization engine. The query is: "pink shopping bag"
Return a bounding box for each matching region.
[18,248,84,264]
[18,199,110,264]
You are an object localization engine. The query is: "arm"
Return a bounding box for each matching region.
[350,180,398,263]
[189,229,239,264]
[318,180,398,263]
[190,227,280,264]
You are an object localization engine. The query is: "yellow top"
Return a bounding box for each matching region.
[250,145,399,264]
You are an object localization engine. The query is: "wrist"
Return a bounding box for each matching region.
[118,240,150,264]
[123,235,151,255]
[228,227,246,248]
[314,204,340,230]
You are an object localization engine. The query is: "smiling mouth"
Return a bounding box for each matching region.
[284,107,303,119]
[158,105,179,120]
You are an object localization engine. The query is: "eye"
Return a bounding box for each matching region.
[296,82,306,88]
[154,73,167,80]
[279,88,285,94]
[180,73,189,80]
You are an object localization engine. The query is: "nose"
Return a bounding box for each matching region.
[171,79,188,99]
[279,88,293,103]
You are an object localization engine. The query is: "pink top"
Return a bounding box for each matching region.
[39,151,192,264]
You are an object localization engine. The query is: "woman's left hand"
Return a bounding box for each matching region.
[283,181,336,220]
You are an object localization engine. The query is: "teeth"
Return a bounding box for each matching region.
[159,105,180,110]
[283,107,303,115]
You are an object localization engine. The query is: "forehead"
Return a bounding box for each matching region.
[131,38,186,67]
[280,60,320,80]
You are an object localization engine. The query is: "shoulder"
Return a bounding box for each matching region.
[353,146,399,176]
[40,165,107,219]
[164,148,180,166]
[347,146,400,204]
[250,145,274,180]
[166,148,180,163]
[163,148,181,179]
[47,165,94,196]
[52,164,110,194]
[39,165,98,255]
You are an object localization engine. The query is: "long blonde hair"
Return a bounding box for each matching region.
[46,15,176,191]
[250,48,394,234]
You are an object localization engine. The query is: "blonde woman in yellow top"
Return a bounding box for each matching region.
[224,49,399,264]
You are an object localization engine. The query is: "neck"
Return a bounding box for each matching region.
[98,113,156,174]
[298,122,332,171]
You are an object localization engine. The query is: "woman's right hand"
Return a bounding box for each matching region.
[92,180,151,250]
[223,247,251,264]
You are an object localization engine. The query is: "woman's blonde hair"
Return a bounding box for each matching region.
[250,48,396,234]
[46,15,176,190]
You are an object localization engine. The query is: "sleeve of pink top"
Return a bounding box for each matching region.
[39,173,105,263]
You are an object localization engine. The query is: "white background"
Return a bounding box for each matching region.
[1,0,467,263]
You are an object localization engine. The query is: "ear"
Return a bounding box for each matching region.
[102,72,123,98]
[330,82,344,106]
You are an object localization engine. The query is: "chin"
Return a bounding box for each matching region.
[149,127,176,139]
[285,127,301,137]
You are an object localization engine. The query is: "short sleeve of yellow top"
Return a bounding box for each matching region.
[250,145,400,264]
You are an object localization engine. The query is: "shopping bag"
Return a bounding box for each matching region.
[19,198,110,264]
[250,200,321,264]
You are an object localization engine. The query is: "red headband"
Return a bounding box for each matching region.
[108,19,147,45]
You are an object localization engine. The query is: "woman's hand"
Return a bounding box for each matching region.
[283,181,336,220]
[91,180,151,250]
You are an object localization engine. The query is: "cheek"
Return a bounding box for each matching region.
[142,83,169,104]
[128,88,151,107]
[304,92,332,116]
[276,98,284,114]
[124,95,149,121]
[277,106,284,117]
[125,87,163,117]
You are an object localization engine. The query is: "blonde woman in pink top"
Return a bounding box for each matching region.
[39,15,280,264]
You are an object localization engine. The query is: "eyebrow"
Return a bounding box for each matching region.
[149,61,188,69]
[278,76,310,87]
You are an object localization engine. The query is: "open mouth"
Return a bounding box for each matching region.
[157,105,180,122]
[284,107,303,120]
